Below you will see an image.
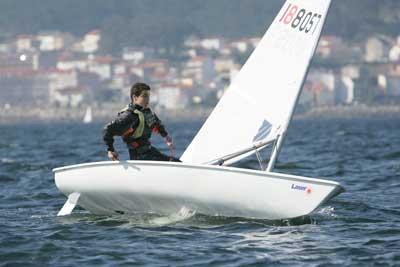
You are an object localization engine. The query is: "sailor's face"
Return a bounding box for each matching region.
[134,91,150,108]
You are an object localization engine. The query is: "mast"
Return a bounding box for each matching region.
[267,0,332,172]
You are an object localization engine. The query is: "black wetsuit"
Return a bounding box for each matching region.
[103,103,180,161]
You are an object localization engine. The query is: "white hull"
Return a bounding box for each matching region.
[54,161,344,220]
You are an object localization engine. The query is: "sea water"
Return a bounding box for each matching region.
[1,116,399,266]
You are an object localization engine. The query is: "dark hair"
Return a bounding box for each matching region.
[130,82,151,100]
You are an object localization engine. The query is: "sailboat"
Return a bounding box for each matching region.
[83,106,93,124]
[54,0,344,219]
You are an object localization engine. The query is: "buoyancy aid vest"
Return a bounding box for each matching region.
[119,105,147,140]
[132,109,145,138]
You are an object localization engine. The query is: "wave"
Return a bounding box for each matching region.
[382,151,400,159]
[1,158,16,163]
[147,206,196,226]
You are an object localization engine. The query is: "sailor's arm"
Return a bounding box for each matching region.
[152,113,174,148]
[102,111,137,159]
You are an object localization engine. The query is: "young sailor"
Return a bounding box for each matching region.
[103,82,181,162]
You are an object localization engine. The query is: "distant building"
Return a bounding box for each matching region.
[386,75,400,97]
[0,43,11,53]
[0,52,39,71]
[230,39,249,53]
[130,65,144,79]
[316,35,343,58]
[87,55,113,80]
[341,65,360,80]
[110,73,132,90]
[155,83,188,109]
[16,35,35,52]
[47,69,78,91]
[77,71,102,93]
[0,69,50,106]
[201,37,223,50]
[335,75,354,105]
[364,36,393,63]
[37,31,74,52]
[57,53,88,72]
[214,57,237,74]
[181,56,215,84]
[52,86,85,107]
[184,36,201,48]
[374,65,400,101]
[72,30,101,54]
[389,45,400,62]
[302,70,335,106]
[134,60,169,82]
[248,37,261,48]
[122,47,154,64]
[0,68,77,107]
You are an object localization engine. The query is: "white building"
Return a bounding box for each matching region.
[341,65,360,79]
[71,30,101,54]
[214,57,237,74]
[122,47,154,63]
[201,37,223,50]
[156,84,188,109]
[335,75,354,105]
[365,36,392,63]
[82,30,101,53]
[316,35,343,58]
[16,35,35,52]
[37,31,70,51]
[301,70,335,106]
[87,56,113,80]
[57,53,88,72]
[230,39,249,53]
[52,87,84,107]
[389,44,400,62]
[182,56,216,83]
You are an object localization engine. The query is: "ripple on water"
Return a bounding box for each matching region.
[0,174,15,183]
[382,150,400,159]
[1,158,16,163]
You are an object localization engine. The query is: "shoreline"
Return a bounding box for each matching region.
[0,104,213,124]
[294,105,400,120]
[0,105,399,124]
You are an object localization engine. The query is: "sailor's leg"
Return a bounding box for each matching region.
[147,146,181,162]
[128,149,138,160]
[57,192,81,216]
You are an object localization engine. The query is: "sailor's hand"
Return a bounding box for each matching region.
[165,135,174,148]
[108,150,119,161]
[165,135,175,157]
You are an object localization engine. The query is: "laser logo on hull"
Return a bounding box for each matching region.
[291,184,312,194]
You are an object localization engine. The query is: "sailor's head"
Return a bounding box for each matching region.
[131,82,151,108]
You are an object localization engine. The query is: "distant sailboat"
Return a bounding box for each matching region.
[83,106,92,124]
[54,0,344,220]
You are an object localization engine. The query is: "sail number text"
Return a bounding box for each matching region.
[279,3,322,34]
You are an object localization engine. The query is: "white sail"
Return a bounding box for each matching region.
[83,106,93,124]
[181,0,331,165]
